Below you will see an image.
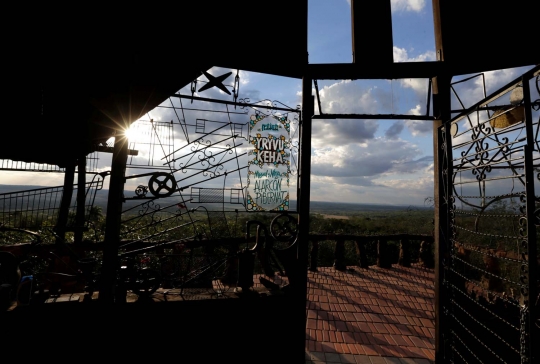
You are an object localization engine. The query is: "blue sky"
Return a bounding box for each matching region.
[2,0,537,208]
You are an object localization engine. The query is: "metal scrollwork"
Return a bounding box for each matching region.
[135,185,148,198]
[519,304,529,364]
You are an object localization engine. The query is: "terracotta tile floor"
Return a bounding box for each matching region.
[305,264,435,364]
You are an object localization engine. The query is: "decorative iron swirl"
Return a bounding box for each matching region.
[135,185,148,197]
[474,139,490,161]
[532,97,540,111]
[178,162,187,174]
[519,305,529,364]
[237,98,297,116]
[197,149,216,168]
[178,139,222,173]
[441,129,450,206]
[140,200,164,233]
[198,164,222,180]
[138,200,162,217]
[518,216,528,238]
[496,137,510,155]
[517,189,529,306]
[190,139,211,154]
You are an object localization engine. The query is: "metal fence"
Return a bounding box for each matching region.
[0,173,107,233]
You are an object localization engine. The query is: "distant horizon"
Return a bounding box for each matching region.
[0,183,434,210]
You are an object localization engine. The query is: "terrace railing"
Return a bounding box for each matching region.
[307,234,435,272]
[0,173,107,237]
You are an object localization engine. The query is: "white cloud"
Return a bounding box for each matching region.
[399,78,430,94]
[311,138,428,179]
[309,169,435,205]
[391,0,425,12]
[0,171,68,187]
[451,65,535,110]
[313,119,379,146]
[317,80,382,114]
[313,79,397,117]
[385,122,404,139]
[404,119,432,136]
[408,104,422,115]
[395,103,433,137]
[393,46,436,63]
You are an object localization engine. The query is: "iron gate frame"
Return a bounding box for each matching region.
[439,66,539,364]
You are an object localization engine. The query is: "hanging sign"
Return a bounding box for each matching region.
[246,113,291,211]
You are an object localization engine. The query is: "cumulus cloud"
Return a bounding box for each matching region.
[371,174,434,204]
[404,119,432,136]
[313,119,379,146]
[310,138,428,179]
[316,80,392,114]
[399,78,431,95]
[392,48,435,115]
[309,169,435,205]
[393,46,436,63]
[385,122,404,139]
[451,65,535,110]
[391,0,425,12]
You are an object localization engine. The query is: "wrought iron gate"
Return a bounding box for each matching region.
[109,93,301,299]
[439,67,539,363]
[117,97,300,244]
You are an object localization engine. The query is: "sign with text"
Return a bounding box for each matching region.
[246,113,291,211]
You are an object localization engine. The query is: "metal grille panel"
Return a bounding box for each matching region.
[440,68,539,363]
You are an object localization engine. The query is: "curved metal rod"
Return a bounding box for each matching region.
[0,224,42,245]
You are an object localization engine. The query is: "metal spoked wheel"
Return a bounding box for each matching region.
[148,172,177,197]
[270,213,298,245]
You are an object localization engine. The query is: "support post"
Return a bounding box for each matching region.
[432,71,452,363]
[522,77,538,364]
[296,71,313,362]
[377,240,391,268]
[355,240,368,268]
[74,155,86,244]
[99,133,128,303]
[309,241,318,272]
[333,240,346,271]
[398,239,411,267]
[55,162,75,243]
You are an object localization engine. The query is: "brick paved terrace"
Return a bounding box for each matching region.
[305,264,435,364]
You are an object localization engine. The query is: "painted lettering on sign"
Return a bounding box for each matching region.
[246,114,291,211]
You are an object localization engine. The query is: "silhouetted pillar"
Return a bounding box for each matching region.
[523,75,538,363]
[99,133,128,303]
[309,241,318,272]
[432,70,452,362]
[55,162,75,243]
[419,240,435,268]
[355,240,368,268]
[74,155,86,244]
[333,240,346,271]
[377,240,391,268]
[295,71,313,362]
[398,239,411,267]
